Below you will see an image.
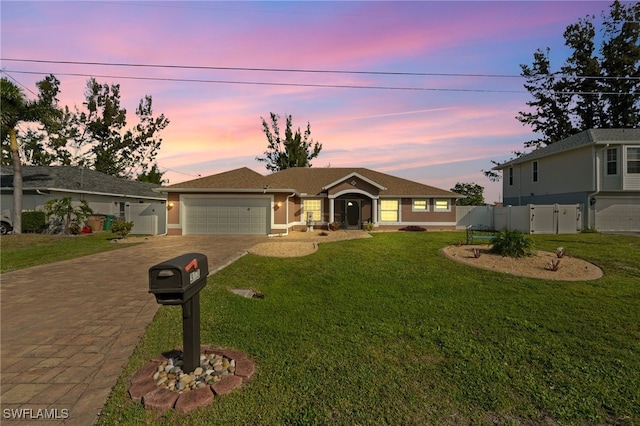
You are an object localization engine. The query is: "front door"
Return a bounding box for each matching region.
[346,200,360,229]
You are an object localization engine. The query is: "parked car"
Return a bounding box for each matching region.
[1,209,13,235]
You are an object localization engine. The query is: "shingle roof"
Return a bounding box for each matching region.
[165,166,459,197]
[0,166,164,199]
[494,128,640,170]
[165,167,267,190]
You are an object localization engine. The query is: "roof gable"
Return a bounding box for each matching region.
[322,172,387,191]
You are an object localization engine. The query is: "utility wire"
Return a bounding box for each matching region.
[3,69,526,93]
[4,69,635,95]
[3,57,639,80]
[1,58,524,79]
[1,72,38,96]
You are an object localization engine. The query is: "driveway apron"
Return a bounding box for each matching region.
[0,235,266,425]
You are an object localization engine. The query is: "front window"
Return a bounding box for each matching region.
[434,199,450,212]
[532,161,539,182]
[607,148,618,175]
[380,199,399,221]
[412,199,428,212]
[627,147,640,174]
[303,199,322,221]
[508,167,513,186]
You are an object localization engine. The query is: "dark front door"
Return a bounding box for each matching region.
[346,200,360,228]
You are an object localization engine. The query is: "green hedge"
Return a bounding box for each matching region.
[21,211,46,233]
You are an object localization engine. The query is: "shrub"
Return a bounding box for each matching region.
[44,197,93,235]
[111,220,134,238]
[328,222,341,231]
[547,259,561,271]
[489,229,533,258]
[21,211,46,233]
[399,225,426,232]
[363,222,374,231]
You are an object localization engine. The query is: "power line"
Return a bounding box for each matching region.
[2,69,526,94]
[4,69,635,96]
[3,57,639,81]
[0,72,38,97]
[1,57,524,79]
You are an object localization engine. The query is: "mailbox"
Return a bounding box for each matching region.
[149,253,209,305]
[149,253,209,373]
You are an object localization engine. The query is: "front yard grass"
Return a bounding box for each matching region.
[99,232,640,425]
[0,232,127,273]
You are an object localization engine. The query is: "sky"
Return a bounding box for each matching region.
[0,1,617,203]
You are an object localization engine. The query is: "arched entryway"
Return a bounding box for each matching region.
[332,195,374,229]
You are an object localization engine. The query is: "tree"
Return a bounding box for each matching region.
[5,77,170,180]
[517,48,576,149]
[451,183,485,206]
[1,75,62,234]
[517,1,639,147]
[486,1,639,180]
[600,1,640,128]
[136,163,166,184]
[69,78,170,178]
[256,113,322,172]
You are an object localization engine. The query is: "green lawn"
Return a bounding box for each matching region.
[94,232,638,425]
[0,232,130,273]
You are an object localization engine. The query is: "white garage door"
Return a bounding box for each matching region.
[595,198,640,232]
[184,198,269,235]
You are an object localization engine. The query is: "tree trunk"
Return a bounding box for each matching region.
[9,128,22,234]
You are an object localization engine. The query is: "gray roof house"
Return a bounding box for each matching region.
[493,128,640,232]
[0,166,167,235]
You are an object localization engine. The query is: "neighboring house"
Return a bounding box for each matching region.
[493,128,640,232]
[161,167,462,235]
[0,166,167,235]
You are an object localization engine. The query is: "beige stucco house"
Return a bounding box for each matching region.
[161,167,462,235]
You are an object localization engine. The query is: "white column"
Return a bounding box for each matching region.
[372,198,378,224]
[329,197,335,224]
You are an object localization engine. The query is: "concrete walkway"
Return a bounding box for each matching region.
[0,235,267,425]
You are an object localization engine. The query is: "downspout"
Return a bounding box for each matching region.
[587,144,608,230]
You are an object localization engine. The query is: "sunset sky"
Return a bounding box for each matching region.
[1,1,615,203]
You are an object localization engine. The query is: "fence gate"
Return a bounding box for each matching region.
[530,205,556,234]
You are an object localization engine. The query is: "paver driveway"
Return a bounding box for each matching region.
[0,235,267,425]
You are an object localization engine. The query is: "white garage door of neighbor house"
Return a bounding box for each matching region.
[184,198,269,235]
[595,198,640,232]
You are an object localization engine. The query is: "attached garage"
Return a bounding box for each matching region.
[595,197,640,232]
[183,197,270,235]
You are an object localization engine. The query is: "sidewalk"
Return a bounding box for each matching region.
[0,235,265,425]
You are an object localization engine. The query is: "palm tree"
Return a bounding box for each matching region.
[1,75,61,233]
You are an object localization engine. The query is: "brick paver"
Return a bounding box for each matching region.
[1,235,265,425]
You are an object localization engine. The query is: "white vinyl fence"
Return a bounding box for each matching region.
[457,204,583,234]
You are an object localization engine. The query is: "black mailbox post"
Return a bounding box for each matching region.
[149,253,209,373]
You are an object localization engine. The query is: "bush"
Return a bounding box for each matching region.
[111,220,134,238]
[399,225,426,232]
[489,229,533,258]
[21,211,46,233]
[44,197,93,235]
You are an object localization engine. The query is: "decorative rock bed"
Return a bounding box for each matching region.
[129,346,255,413]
